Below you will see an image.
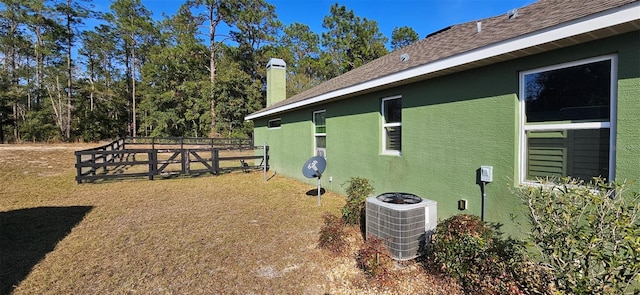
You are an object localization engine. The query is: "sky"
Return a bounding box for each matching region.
[89,0,536,46]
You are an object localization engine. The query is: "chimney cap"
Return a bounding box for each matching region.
[267,58,286,69]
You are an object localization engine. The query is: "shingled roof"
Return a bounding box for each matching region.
[246,0,640,120]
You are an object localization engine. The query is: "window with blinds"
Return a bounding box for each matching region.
[313,110,326,157]
[520,55,616,182]
[382,96,402,156]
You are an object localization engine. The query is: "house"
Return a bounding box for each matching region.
[245,0,640,236]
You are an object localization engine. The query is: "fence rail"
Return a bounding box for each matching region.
[75,137,267,183]
[123,136,254,150]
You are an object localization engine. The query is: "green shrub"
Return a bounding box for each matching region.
[357,235,394,286]
[318,212,347,255]
[341,177,374,225]
[517,177,640,294]
[428,214,555,294]
[429,214,494,292]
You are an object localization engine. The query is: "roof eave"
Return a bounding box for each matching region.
[245,2,640,121]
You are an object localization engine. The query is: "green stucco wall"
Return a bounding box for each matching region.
[253,31,640,237]
[613,31,640,181]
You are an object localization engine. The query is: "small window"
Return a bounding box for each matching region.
[313,110,326,157]
[268,118,281,129]
[382,96,401,155]
[519,55,616,183]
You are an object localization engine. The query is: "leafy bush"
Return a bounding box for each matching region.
[428,214,555,294]
[517,177,640,294]
[357,235,394,286]
[341,177,374,225]
[318,213,347,255]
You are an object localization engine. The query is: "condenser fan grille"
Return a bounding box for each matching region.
[376,192,423,204]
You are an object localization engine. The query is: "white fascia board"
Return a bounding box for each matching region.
[245,2,639,121]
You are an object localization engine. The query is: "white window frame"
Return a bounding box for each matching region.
[267,118,281,129]
[381,95,402,156]
[518,54,617,184]
[313,110,326,157]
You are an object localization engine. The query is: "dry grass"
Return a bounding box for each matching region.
[0,144,461,294]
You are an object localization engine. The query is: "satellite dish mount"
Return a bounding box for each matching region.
[302,156,327,206]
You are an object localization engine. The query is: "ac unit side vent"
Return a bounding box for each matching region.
[366,195,437,261]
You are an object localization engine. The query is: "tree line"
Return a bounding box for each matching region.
[0,0,420,143]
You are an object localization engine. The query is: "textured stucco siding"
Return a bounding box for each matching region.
[614,31,640,181]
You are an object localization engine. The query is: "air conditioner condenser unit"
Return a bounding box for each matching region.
[365,193,437,261]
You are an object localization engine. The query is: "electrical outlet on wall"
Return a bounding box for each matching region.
[458,199,467,210]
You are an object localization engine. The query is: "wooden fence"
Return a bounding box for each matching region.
[75,137,268,183]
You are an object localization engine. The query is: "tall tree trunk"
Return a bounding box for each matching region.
[45,77,65,135]
[34,9,44,107]
[208,5,217,136]
[124,41,131,135]
[89,76,95,112]
[66,0,73,141]
[129,14,137,138]
[8,17,19,142]
[104,55,112,117]
[12,103,18,142]
[131,44,137,138]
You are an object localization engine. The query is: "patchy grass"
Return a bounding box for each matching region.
[0,144,461,294]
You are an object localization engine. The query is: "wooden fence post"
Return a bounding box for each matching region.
[76,152,83,184]
[115,138,121,161]
[213,149,219,175]
[181,149,189,175]
[210,149,215,174]
[90,153,96,176]
[149,149,157,180]
[102,150,108,174]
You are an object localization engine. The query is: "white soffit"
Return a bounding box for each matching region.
[245,2,640,121]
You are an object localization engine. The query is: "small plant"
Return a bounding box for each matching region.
[318,212,347,255]
[427,214,554,294]
[517,177,640,294]
[341,177,374,225]
[357,235,394,286]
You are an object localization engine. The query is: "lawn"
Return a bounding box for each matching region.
[0,144,460,294]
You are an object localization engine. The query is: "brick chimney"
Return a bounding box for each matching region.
[266,58,286,107]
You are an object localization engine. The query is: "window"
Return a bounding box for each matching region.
[519,55,616,183]
[268,118,281,129]
[313,110,326,157]
[382,96,402,155]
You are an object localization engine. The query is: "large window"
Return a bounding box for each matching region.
[382,96,402,155]
[519,55,616,183]
[313,110,326,157]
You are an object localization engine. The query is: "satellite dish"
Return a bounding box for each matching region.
[302,156,327,206]
[302,156,326,179]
